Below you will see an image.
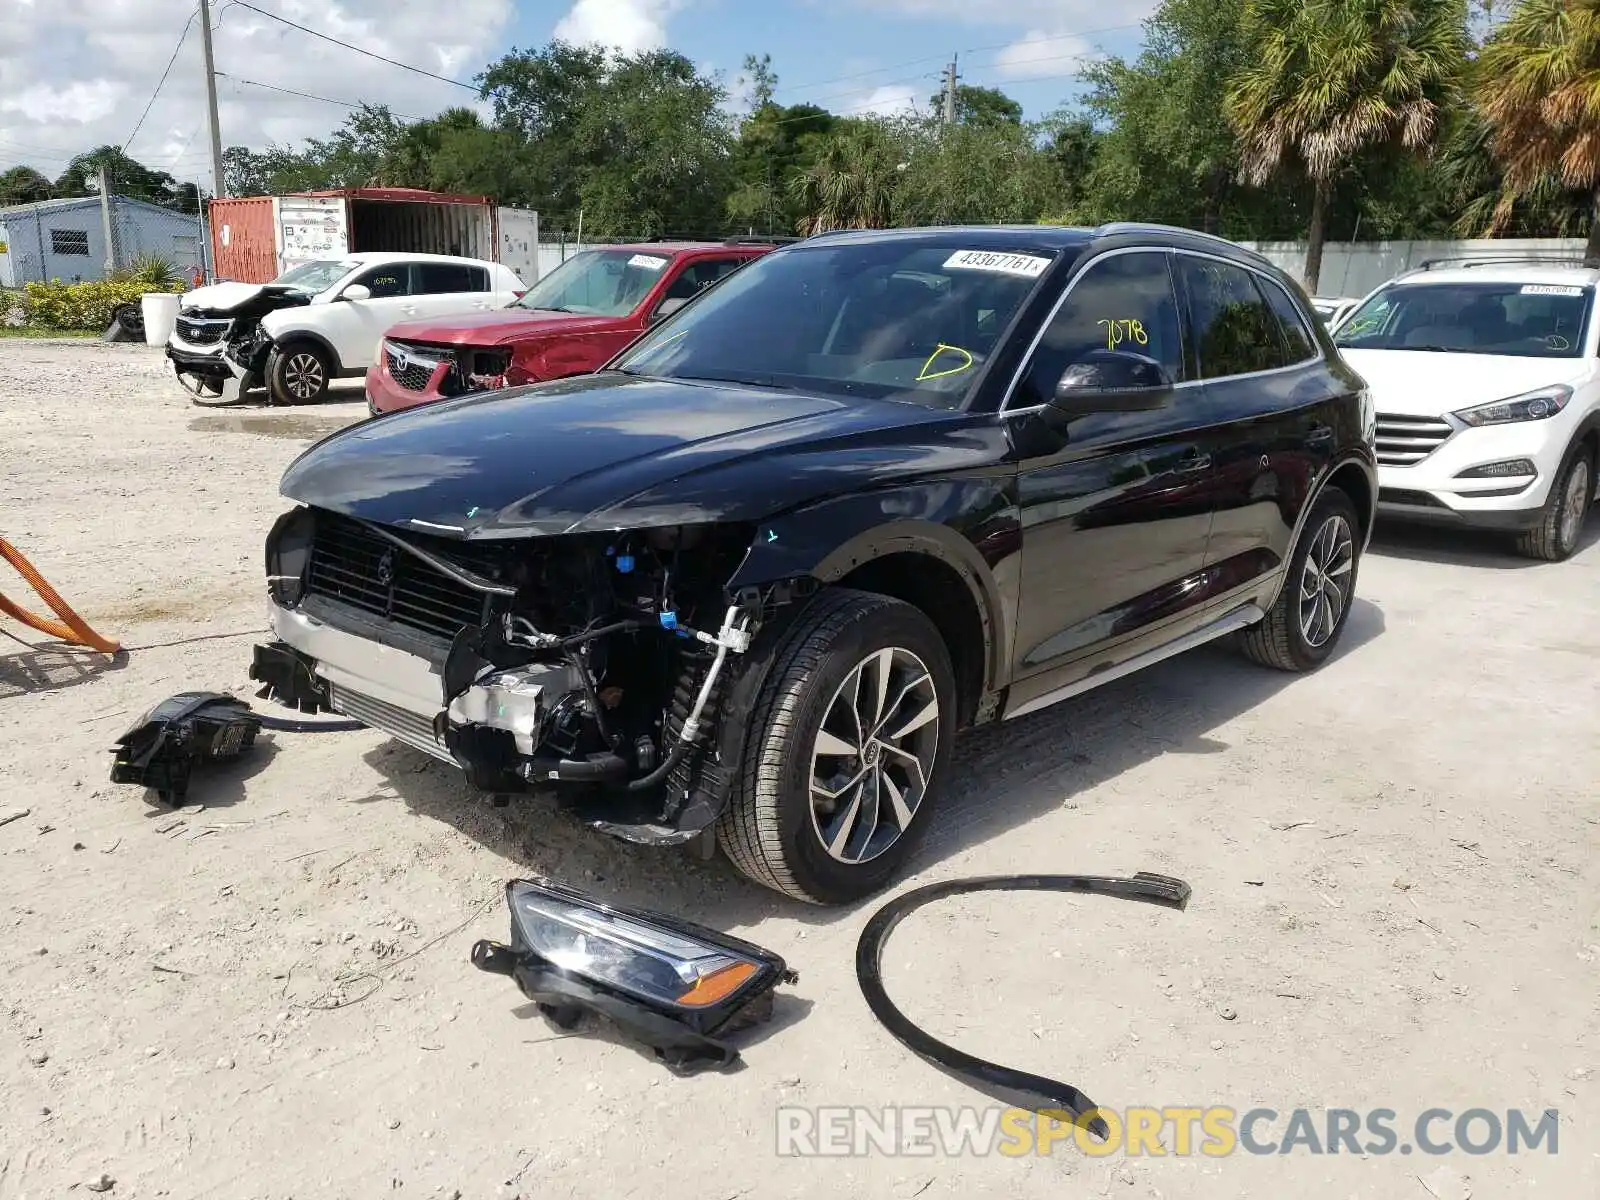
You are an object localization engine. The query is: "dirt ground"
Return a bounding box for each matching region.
[1,340,1596,1199]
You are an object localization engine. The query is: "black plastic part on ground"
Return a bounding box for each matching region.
[854,871,1193,1140]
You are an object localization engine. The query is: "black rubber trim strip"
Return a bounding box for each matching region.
[353,518,518,597]
[855,871,1192,1140]
[254,713,365,733]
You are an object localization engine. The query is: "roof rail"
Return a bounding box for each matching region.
[1093,221,1274,265]
[1414,255,1593,271]
[723,235,804,245]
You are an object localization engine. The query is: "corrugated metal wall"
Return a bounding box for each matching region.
[348,199,492,260]
[210,196,280,283]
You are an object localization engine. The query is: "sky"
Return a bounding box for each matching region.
[0,0,1157,185]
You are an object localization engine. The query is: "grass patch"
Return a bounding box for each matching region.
[0,327,103,340]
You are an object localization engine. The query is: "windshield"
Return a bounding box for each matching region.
[1334,281,1592,358]
[612,241,1058,409]
[513,248,675,316]
[272,260,359,293]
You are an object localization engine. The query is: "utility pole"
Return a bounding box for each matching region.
[198,0,226,200]
[96,165,117,277]
[942,55,959,126]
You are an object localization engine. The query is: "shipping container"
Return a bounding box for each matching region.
[208,189,539,283]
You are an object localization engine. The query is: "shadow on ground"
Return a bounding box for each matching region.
[364,599,1386,930]
[1367,512,1600,569]
[0,643,129,699]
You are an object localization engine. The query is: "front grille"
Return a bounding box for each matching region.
[328,683,454,763]
[1375,413,1454,466]
[305,513,488,642]
[383,341,446,392]
[176,314,231,345]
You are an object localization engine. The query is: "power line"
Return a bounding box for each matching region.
[124,4,200,152]
[217,72,429,120]
[229,0,478,92]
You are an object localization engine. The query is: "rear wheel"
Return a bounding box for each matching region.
[266,341,331,405]
[1239,488,1361,672]
[1516,445,1594,562]
[718,589,956,905]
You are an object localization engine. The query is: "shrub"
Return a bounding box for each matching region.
[113,254,181,287]
[21,278,185,330]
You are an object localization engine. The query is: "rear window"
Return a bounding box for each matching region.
[417,263,488,293]
[1334,281,1592,358]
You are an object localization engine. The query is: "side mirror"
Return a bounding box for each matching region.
[341,284,371,302]
[652,296,689,323]
[1048,349,1174,422]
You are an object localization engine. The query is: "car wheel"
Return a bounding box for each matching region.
[266,341,331,405]
[718,588,956,905]
[1515,444,1594,562]
[1239,487,1361,672]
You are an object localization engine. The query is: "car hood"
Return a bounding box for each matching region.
[1338,348,1589,417]
[384,308,626,347]
[280,373,980,537]
[181,282,305,312]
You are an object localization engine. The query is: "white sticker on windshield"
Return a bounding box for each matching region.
[628,254,669,271]
[943,249,1052,278]
[1520,284,1584,296]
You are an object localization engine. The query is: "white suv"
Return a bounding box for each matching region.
[167,252,525,406]
[1333,262,1600,560]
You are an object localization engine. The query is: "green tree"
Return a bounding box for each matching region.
[1226,0,1468,291]
[1474,0,1600,258]
[894,117,1069,224]
[926,84,1024,127]
[0,165,53,205]
[54,146,192,211]
[790,119,906,233]
[727,101,835,233]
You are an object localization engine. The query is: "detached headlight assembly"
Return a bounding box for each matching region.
[1453,385,1573,427]
[472,879,796,1073]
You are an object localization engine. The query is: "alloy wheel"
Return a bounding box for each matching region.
[1298,514,1354,649]
[809,646,940,865]
[1559,459,1591,552]
[284,353,324,400]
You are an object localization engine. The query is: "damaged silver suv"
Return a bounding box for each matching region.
[253,224,1376,903]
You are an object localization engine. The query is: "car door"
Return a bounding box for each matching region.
[319,262,418,369]
[1004,247,1219,686]
[414,261,496,318]
[648,256,750,325]
[1173,253,1346,588]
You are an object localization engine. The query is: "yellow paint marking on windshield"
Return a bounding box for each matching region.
[1097,318,1148,351]
[916,343,974,382]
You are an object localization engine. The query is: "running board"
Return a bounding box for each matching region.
[1003,604,1265,721]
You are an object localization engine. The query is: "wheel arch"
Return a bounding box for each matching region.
[1261,452,1376,611]
[269,330,344,375]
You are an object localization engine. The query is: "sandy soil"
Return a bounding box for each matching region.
[1,340,1596,1200]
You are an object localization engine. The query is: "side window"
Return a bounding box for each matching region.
[1177,257,1286,378]
[353,264,413,298]
[662,258,744,304]
[1013,251,1184,408]
[417,263,489,294]
[1258,275,1318,364]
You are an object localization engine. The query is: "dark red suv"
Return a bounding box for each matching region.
[366,240,779,414]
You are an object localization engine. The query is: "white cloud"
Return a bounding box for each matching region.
[553,0,683,55]
[0,0,514,180]
[990,29,1092,80]
[851,84,922,118]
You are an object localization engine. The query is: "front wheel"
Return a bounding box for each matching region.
[718,589,957,905]
[1516,446,1594,562]
[1239,487,1362,672]
[265,341,331,405]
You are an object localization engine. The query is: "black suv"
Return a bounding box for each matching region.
[253,223,1377,904]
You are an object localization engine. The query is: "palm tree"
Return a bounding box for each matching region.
[789,124,902,235]
[1475,0,1600,260]
[1226,0,1467,292]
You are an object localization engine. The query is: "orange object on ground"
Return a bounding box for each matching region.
[0,536,121,654]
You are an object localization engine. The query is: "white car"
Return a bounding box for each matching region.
[1309,296,1359,329]
[166,252,525,405]
[1333,263,1600,561]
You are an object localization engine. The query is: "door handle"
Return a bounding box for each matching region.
[1306,424,1335,445]
[1176,450,1212,474]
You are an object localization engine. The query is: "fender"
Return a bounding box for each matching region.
[1263,449,1378,610]
[726,479,1020,694]
[264,326,345,374]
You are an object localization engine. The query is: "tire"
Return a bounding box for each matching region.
[717,588,957,905]
[1239,487,1362,672]
[1515,444,1594,562]
[266,341,331,405]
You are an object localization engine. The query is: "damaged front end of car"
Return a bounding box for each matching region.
[168,287,307,401]
[250,505,815,844]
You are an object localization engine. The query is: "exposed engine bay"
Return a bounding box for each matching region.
[381,338,514,398]
[167,286,311,395]
[252,507,813,843]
